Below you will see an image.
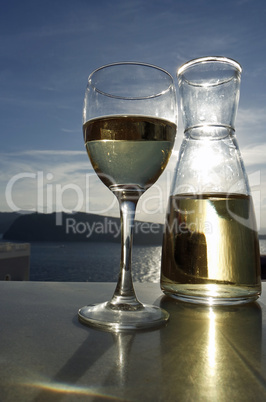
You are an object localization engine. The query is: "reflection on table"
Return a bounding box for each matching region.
[0,282,265,401]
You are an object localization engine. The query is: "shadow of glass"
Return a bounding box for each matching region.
[32,315,137,402]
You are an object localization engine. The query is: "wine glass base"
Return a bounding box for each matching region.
[78,302,169,332]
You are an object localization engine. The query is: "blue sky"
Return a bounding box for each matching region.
[1,0,266,231]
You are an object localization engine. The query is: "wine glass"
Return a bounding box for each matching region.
[78,62,177,331]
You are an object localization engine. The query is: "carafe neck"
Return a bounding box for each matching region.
[185,124,235,140]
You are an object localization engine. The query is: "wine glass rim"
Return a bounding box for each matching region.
[177,56,242,76]
[88,61,174,100]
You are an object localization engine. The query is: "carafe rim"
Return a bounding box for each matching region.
[177,56,242,77]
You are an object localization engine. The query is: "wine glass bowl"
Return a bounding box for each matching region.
[79,62,177,331]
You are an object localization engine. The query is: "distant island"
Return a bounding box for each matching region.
[2,210,266,279]
[0,212,21,235]
[2,211,164,245]
[1,210,266,245]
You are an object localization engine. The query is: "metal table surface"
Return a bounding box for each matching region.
[0,281,266,401]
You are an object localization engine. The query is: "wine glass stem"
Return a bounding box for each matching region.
[110,194,143,310]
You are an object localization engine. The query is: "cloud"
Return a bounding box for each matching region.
[242,143,266,167]
[0,99,265,224]
[236,107,266,143]
[0,150,90,210]
[1,143,265,229]
[60,128,80,134]
[0,147,178,223]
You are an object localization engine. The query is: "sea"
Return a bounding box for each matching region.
[26,238,266,282]
[29,241,163,282]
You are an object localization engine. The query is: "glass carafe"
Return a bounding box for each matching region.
[161,56,261,305]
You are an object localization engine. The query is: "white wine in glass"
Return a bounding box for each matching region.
[78,62,177,331]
